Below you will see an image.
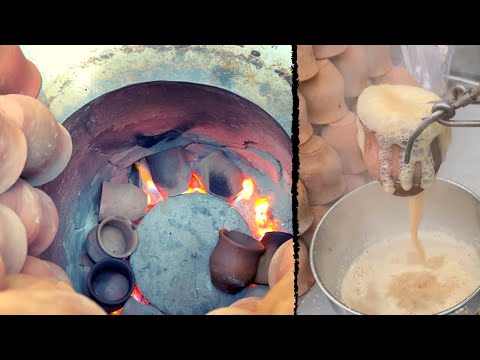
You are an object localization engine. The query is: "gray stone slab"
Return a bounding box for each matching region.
[130,193,253,315]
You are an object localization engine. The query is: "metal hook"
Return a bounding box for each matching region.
[403,84,480,164]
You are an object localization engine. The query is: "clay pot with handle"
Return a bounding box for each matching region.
[0,45,41,97]
[209,229,265,294]
[0,94,72,186]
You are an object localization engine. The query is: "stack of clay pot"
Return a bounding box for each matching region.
[0,51,100,314]
[297,45,419,277]
[0,92,72,275]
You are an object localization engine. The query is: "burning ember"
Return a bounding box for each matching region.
[183,172,207,194]
[134,156,282,240]
[109,283,150,315]
[134,160,167,208]
[228,178,255,205]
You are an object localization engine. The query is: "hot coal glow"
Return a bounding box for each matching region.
[183,172,207,194]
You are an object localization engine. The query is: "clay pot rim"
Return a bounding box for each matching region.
[87,258,135,307]
[97,216,139,259]
[219,229,265,253]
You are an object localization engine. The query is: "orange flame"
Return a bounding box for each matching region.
[228,178,255,204]
[134,160,167,207]
[254,197,279,240]
[131,283,150,305]
[109,308,123,315]
[183,172,207,194]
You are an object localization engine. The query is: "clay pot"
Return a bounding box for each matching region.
[0,257,5,291]
[209,229,265,294]
[297,180,314,236]
[300,205,330,249]
[206,307,256,315]
[297,45,319,82]
[87,258,135,313]
[230,297,262,313]
[255,232,292,285]
[331,45,369,98]
[257,272,295,315]
[299,135,346,205]
[87,216,138,261]
[0,204,27,273]
[86,225,110,263]
[21,256,71,285]
[0,94,73,186]
[0,179,58,256]
[0,273,106,315]
[28,188,59,256]
[366,45,393,78]
[299,59,347,125]
[312,45,347,59]
[298,90,313,146]
[0,46,41,97]
[0,112,27,195]
[358,118,443,196]
[99,181,148,222]
[321,111,366,175]
[371,66,418,86]
[268,239,314,297]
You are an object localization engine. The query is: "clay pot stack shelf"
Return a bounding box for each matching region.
[297,45,419,298]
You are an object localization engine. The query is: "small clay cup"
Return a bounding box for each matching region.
[371,66,418,86]
[299,59,347,125]
[0,178,59,256]
[97,216,138,259]
[297,45,319,82]
[86,225,111,263]
[312,45,347,59]
[0,45,41,97]
[0,204,27,273]
[87,258,135,313]
[297,180,314,236]
[254,232,292,285]
[298,90,313,146]
[99,182,148,222]
[0,94,73,186]
[299,135,346,205]
[321,111,366,175]
[0,111,27,195]
[331,45,369,98]
[209,229,265,294]
[366,45,393,78]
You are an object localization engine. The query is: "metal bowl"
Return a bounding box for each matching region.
[310,178,480,315]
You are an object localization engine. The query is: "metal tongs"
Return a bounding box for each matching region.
[404,84,480,164]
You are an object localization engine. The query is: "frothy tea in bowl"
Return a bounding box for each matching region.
[337,85,480,315]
